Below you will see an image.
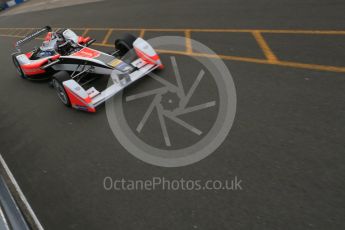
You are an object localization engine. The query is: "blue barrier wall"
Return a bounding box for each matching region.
[1,0,27,11]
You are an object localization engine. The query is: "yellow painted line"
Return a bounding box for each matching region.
[0,34,24,38]
[102,29,113,44]
[155,49,194,56]
[158,50,274,65]
[185,30,192,54]
[274,61,345,73]
[0,27,38,30]
[252,31,278,63]
[81,28,89,37]
[85,43,275,66]
[189,29,258,33]
[186,29,345,34]
[0,34,44,40]
[93,42,113,47]
[1,32,345,73]
[156,50,345,73]
[71,27,141,31]
[73,28,180,32]
[139,29,146,38]
[70,28,345,34]
[140,28,183,32]
[259,30,345,35]
[2,27,345,35]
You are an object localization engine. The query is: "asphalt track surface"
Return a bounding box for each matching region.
[0,0,345,229]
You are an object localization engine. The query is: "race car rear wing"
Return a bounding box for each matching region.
[15,26,52,52]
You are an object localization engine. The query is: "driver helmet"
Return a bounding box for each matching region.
[41,32,58,51]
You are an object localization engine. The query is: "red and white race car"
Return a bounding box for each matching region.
[12,26,163,112]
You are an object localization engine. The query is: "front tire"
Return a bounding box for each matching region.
[115,33,137,57]
[52,71,71,107]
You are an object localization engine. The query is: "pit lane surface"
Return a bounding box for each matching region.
[0,0,345,229]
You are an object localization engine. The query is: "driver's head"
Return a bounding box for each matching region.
[41,32,58,51]
[44,32,52,42]
[44,32,59,42]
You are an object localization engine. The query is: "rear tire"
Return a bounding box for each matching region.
[52,71,71,107]
[115,33,137,57]
[12,53,27,79]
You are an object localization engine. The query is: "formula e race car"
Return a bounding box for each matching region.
[12,26,163,112]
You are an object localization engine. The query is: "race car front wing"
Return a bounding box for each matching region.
[62,59,158,112]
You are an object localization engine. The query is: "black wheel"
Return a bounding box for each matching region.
[115,33,137,56]
[52,71,71,107]
[12,53,27,79]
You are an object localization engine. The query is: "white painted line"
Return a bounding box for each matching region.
[0,154,44,230]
